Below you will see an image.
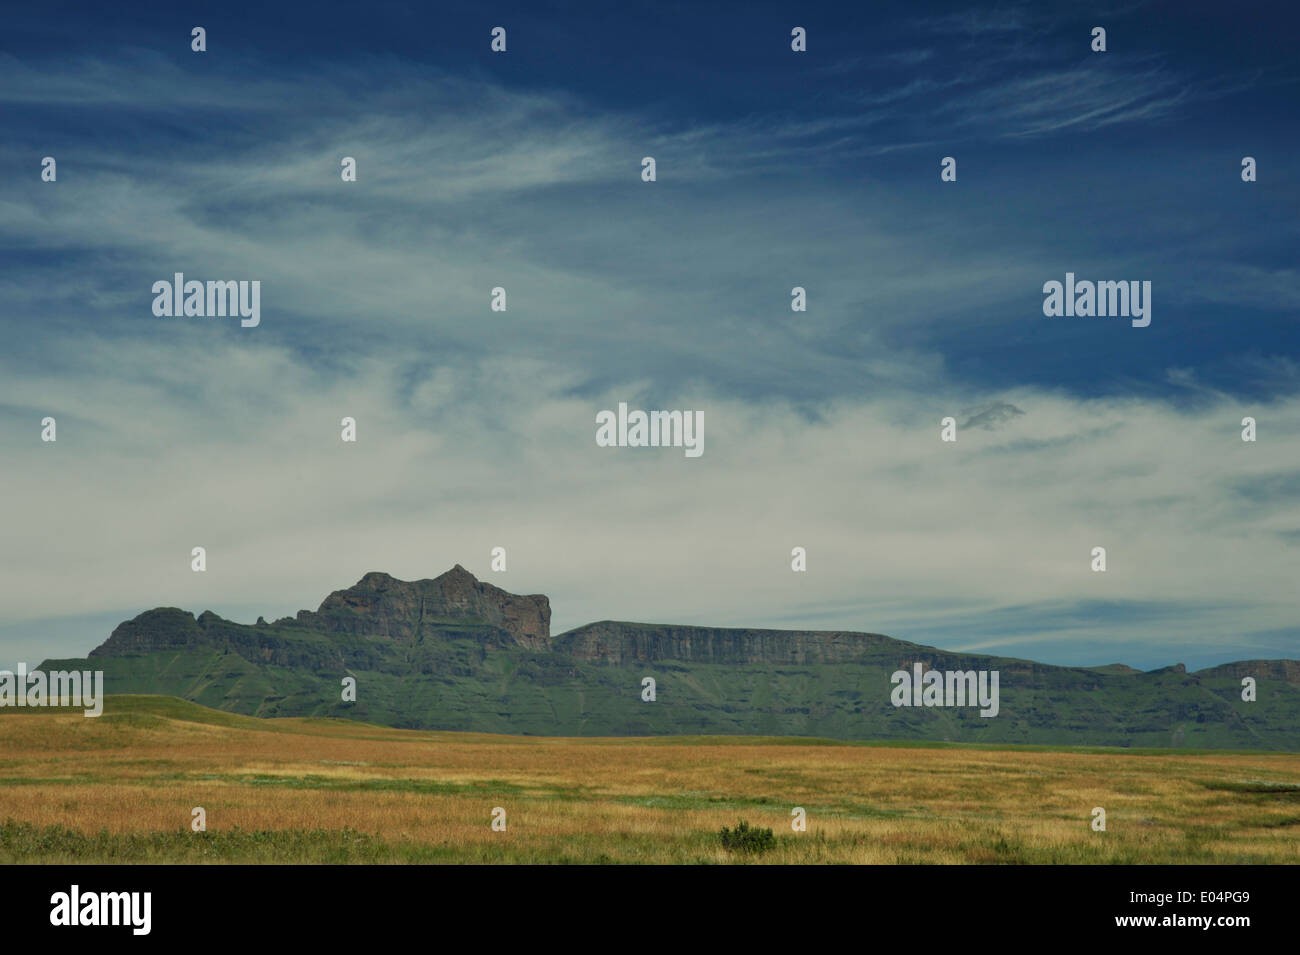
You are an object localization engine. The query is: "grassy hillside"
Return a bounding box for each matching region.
[40,641,1300,748]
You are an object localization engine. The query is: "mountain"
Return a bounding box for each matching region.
[40,566,1300,749]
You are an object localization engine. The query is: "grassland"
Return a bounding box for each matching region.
[1,695,1298,864]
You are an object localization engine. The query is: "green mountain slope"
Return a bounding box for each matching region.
[37,566,1300,749]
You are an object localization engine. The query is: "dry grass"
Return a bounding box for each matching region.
[1,697,1298,863]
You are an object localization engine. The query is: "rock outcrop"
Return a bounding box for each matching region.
[61,565,1300,747]
[554,620,906,666]
[1196,659,1300,685]
[89,607,204,657]
[91,565,552,657]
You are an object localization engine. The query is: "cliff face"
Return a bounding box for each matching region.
[295,565,551,649]
[91,565,552,657]
[88,571,1300,689]
[1196,659,1300,684]
[89,608,204,657]
[554,621,908,666]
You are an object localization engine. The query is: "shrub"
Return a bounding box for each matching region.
[719,819,776,854]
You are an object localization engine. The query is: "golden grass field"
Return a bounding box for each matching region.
[2,696,1298,863]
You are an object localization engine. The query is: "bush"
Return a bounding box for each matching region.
[719,819,776,854]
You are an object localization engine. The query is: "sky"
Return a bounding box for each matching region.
[1,0,1297,672]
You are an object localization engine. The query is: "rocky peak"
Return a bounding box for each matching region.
[89,607,202,657]
[295,565,551,649]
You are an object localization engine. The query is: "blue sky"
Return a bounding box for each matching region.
[1,0,1297,672]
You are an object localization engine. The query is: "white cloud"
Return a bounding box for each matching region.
[1,336,1297,667]
[0,53,1295,670]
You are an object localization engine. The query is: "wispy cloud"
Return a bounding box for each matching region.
[959,402,1025,431]
[2,336,1297,670]
[910,8,1029,36]
[941,62,1194,136]
[1,28,1295,673]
